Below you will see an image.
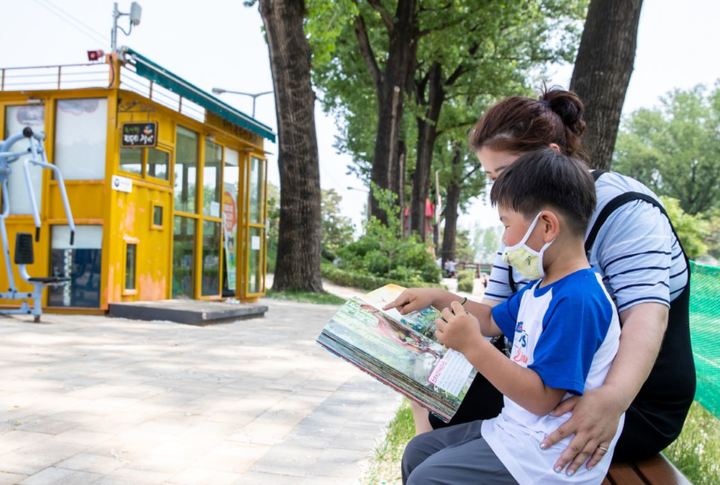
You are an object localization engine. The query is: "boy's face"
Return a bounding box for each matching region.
[498,206,546,251]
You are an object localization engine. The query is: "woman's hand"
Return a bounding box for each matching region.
[383,288,441,314]
[540,386,625,475]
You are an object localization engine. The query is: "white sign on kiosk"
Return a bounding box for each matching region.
[111,175,133,193]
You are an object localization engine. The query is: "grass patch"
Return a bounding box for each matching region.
[265,289,346,305]
[664,401,720,484]
[364,400,719,484]
[363,400,414,485]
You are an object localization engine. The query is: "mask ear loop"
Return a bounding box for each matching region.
[534,213,556,280]
[509,212,543,251]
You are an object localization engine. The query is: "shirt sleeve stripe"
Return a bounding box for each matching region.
[607,266,671,279]
[617,296,670,312]
[492,265,507,271]
[601,250,671,273]
[614,281,669,294]
[671,251,684,260]
[484,292,507,300]
[670,286,685,295]
[489,279,505,285]
[670,267,688,279]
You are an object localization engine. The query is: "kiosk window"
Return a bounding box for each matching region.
[152,205,164,228]
[54,98,107,180]
[147,148,169,180]
[4,105,45,214]
[48,226,102,308]
[174,126,198,213]
[125,243,137,291]
[119,148,142,175]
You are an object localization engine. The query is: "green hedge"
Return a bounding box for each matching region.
[457,269,475,293]
[322,264,444,291]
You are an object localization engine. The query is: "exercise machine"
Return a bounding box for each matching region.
[0,127,75,322]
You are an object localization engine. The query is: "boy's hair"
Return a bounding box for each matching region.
[490,148,596,236]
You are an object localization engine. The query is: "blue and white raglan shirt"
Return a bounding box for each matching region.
[484,172,688,313]
[481,269,623,485]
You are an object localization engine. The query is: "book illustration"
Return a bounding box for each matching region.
[316,285,477,422]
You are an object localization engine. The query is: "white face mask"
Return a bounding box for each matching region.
[501,212,554,280]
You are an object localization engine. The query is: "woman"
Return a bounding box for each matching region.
[386,89,695,475]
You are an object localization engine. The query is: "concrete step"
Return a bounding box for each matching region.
[107,299,267,325]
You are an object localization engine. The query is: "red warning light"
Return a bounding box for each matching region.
[87,50,105,62]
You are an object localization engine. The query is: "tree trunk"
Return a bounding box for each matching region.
[440,146,462,264]
[356,0,417,223]
[411,62,444,241]
[570,0,643,170]
[259,0,323,292]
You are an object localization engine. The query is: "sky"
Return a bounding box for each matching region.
[1,0,719,236]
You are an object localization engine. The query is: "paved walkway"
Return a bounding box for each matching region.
[0,298,400,484]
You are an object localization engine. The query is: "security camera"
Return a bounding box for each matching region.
[130,2,142,26]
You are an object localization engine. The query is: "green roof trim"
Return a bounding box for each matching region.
[122,47,275,143]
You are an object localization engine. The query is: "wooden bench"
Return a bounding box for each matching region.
[604,454,690,485]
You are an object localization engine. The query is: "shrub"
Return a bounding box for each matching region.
[457,269,475,293]
[322,264,443,291]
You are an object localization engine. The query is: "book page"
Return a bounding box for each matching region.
[428,349,475,397]
[361,284,440,339]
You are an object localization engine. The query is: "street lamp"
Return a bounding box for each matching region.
[211,88,273,118]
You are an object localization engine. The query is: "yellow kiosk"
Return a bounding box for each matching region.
[0,48,272,313]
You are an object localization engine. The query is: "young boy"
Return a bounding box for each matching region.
[401,149,623,484]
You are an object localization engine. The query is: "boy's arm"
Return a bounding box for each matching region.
[464,299,503,337]
[467,338,566,415]
[436,306,565,415]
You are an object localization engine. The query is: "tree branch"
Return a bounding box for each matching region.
[445,42,479,87]
[367,0,394,32]
[418,16,465,37]
[353,13,383,94]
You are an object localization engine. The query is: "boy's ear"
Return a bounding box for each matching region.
[540,211,561,242]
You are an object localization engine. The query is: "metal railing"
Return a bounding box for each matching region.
[0,63,110,91]
[119,63,205,123]
[0,61,206,124]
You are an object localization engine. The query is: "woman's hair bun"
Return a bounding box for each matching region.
[541,88,586,137]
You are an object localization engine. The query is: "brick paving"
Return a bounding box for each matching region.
[0,297,399,484]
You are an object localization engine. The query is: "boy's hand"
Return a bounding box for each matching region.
[383,288,437,314]
[435,301,483,354]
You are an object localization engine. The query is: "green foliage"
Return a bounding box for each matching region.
[664,401,720,485]
[660,196,709,259]
[457,269,475,293]
[614,83,720,215]
[474,225,501,264]
[321,188,355,257]
[454,229,475,262]
[266,183,280,273]
[322,263,443,291]
[265,288,345,305]
[335,185,441,284]
[307,0,587,188]
[362,399,415,484]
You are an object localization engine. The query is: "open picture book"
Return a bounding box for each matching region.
[316,284,477,422]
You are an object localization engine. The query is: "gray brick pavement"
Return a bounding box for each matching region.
[0,299,400,484]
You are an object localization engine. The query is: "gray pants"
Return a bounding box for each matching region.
[402,420,518,484]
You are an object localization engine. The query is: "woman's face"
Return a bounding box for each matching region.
[475,147,522,181]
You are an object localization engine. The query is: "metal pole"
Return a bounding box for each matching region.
[111,2,119,53]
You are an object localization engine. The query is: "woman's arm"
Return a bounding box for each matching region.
[540,302,668,473]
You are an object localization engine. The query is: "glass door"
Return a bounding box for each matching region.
[222,148,240,296]
[172,126,199,297]
[244,156,267,297]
